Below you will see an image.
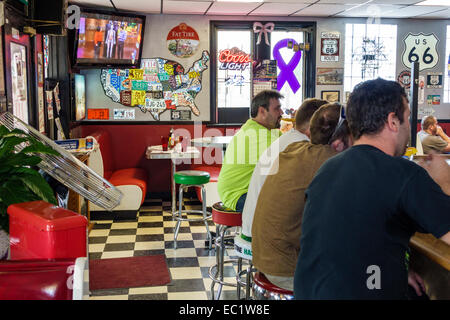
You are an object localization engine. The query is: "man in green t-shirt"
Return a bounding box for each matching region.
[217,90,283,212]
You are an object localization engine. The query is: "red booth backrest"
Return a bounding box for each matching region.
[90,130,115,180]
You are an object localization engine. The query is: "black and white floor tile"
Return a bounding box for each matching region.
[88,197,247,300]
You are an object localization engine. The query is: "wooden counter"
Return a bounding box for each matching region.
[410,233,450,271]
[410,232,450,299]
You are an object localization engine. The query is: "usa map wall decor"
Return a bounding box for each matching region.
[100,51,209,121]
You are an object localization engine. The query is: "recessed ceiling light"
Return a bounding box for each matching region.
[415,0,450,6]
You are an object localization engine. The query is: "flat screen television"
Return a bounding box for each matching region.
[73,74,86,121]
[72,8,146,68]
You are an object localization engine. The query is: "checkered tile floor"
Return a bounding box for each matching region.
[88,197,247,300]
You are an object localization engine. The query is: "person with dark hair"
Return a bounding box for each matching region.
[241,98,328,243]
[251,103,352,291]
[293,78,450,299]
[418,115,450,154]
[117,24,128,59]
[217,90,283,212]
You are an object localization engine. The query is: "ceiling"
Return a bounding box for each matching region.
[70,0,450,19]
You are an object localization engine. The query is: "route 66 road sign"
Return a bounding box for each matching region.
[402,33,439,71]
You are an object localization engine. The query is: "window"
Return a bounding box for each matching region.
[217,30,252,109]
[444,25,450,103]
[270,31,304,111]
[211,21,316,124]
[344,24,397,93]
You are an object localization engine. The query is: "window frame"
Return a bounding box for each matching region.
[444,25,450,103]
[209,20,316,125]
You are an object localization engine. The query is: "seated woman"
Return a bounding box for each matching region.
[251,103,352,291]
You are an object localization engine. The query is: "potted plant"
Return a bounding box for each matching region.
[0,124,58,259]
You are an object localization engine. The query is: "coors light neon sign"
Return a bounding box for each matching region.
[218,48,253,71]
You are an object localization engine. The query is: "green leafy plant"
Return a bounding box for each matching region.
[0,125,59,233]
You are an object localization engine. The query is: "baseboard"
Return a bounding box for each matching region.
[90,210,138,221]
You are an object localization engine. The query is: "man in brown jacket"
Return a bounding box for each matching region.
[251,103,353,291]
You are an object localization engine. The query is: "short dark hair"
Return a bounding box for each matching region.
[295,98,328,129]
[421,115,436,130]
[309,103,350,146]
[250,90,284,118]
[346,78,407,140]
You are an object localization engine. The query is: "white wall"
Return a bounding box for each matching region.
[83,14,450,122]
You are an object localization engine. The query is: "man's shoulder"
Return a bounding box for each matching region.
[422,135,448,153]
[422,134,446,145]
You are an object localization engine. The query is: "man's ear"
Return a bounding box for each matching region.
[387,112,400,133]
[258,105,267,117]
[331,139,345,152]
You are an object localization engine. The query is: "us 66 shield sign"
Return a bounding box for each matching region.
[321,32,340,62]
[402,33,439,71]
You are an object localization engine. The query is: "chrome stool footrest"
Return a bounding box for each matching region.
[208,259,239,300]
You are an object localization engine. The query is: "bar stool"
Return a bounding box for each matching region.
[173,170,212,250]
[252,272,294,300]
[234,234,255,300]
[208,202,241,300]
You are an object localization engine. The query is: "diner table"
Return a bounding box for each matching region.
[146,144,201,214]
[191,136,233,159]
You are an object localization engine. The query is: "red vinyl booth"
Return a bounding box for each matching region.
[194,165,221,207]
[88,130,148,214]
[0,257,87,300]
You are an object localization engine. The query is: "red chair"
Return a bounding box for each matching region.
[0,257,87,300]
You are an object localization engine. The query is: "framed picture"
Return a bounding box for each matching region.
[317,67,344,85]
[321,90,340,103]
[10,42,29,124]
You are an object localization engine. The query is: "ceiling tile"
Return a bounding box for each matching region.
[206,2,261,15]
[415,7,450,18]
[249,3,310,16]
[315,0,370,4]
[335,4,404,17]
[70,0,112,8]
[163,1,212,14]
[378,5,450,18]
[112,0,161,13]
[264,0,316,3]
[292,3,355,16]
[371,0,424,4]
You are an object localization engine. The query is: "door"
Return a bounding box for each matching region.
[3,6,33,126]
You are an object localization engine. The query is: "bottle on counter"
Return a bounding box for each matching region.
[168,127,174,149]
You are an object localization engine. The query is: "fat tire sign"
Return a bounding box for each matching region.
[402,33,439,71]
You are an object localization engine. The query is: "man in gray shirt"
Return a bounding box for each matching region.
[418,116,450,154]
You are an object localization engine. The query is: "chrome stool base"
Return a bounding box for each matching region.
[236,259,256,300]
[173,183,212,250]
[208,224,240,300]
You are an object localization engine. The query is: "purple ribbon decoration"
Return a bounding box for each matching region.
[272,38,301,93]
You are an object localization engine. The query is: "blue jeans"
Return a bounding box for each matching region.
[235,193,247,213]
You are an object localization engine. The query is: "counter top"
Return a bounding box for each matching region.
[410,232,450,271]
